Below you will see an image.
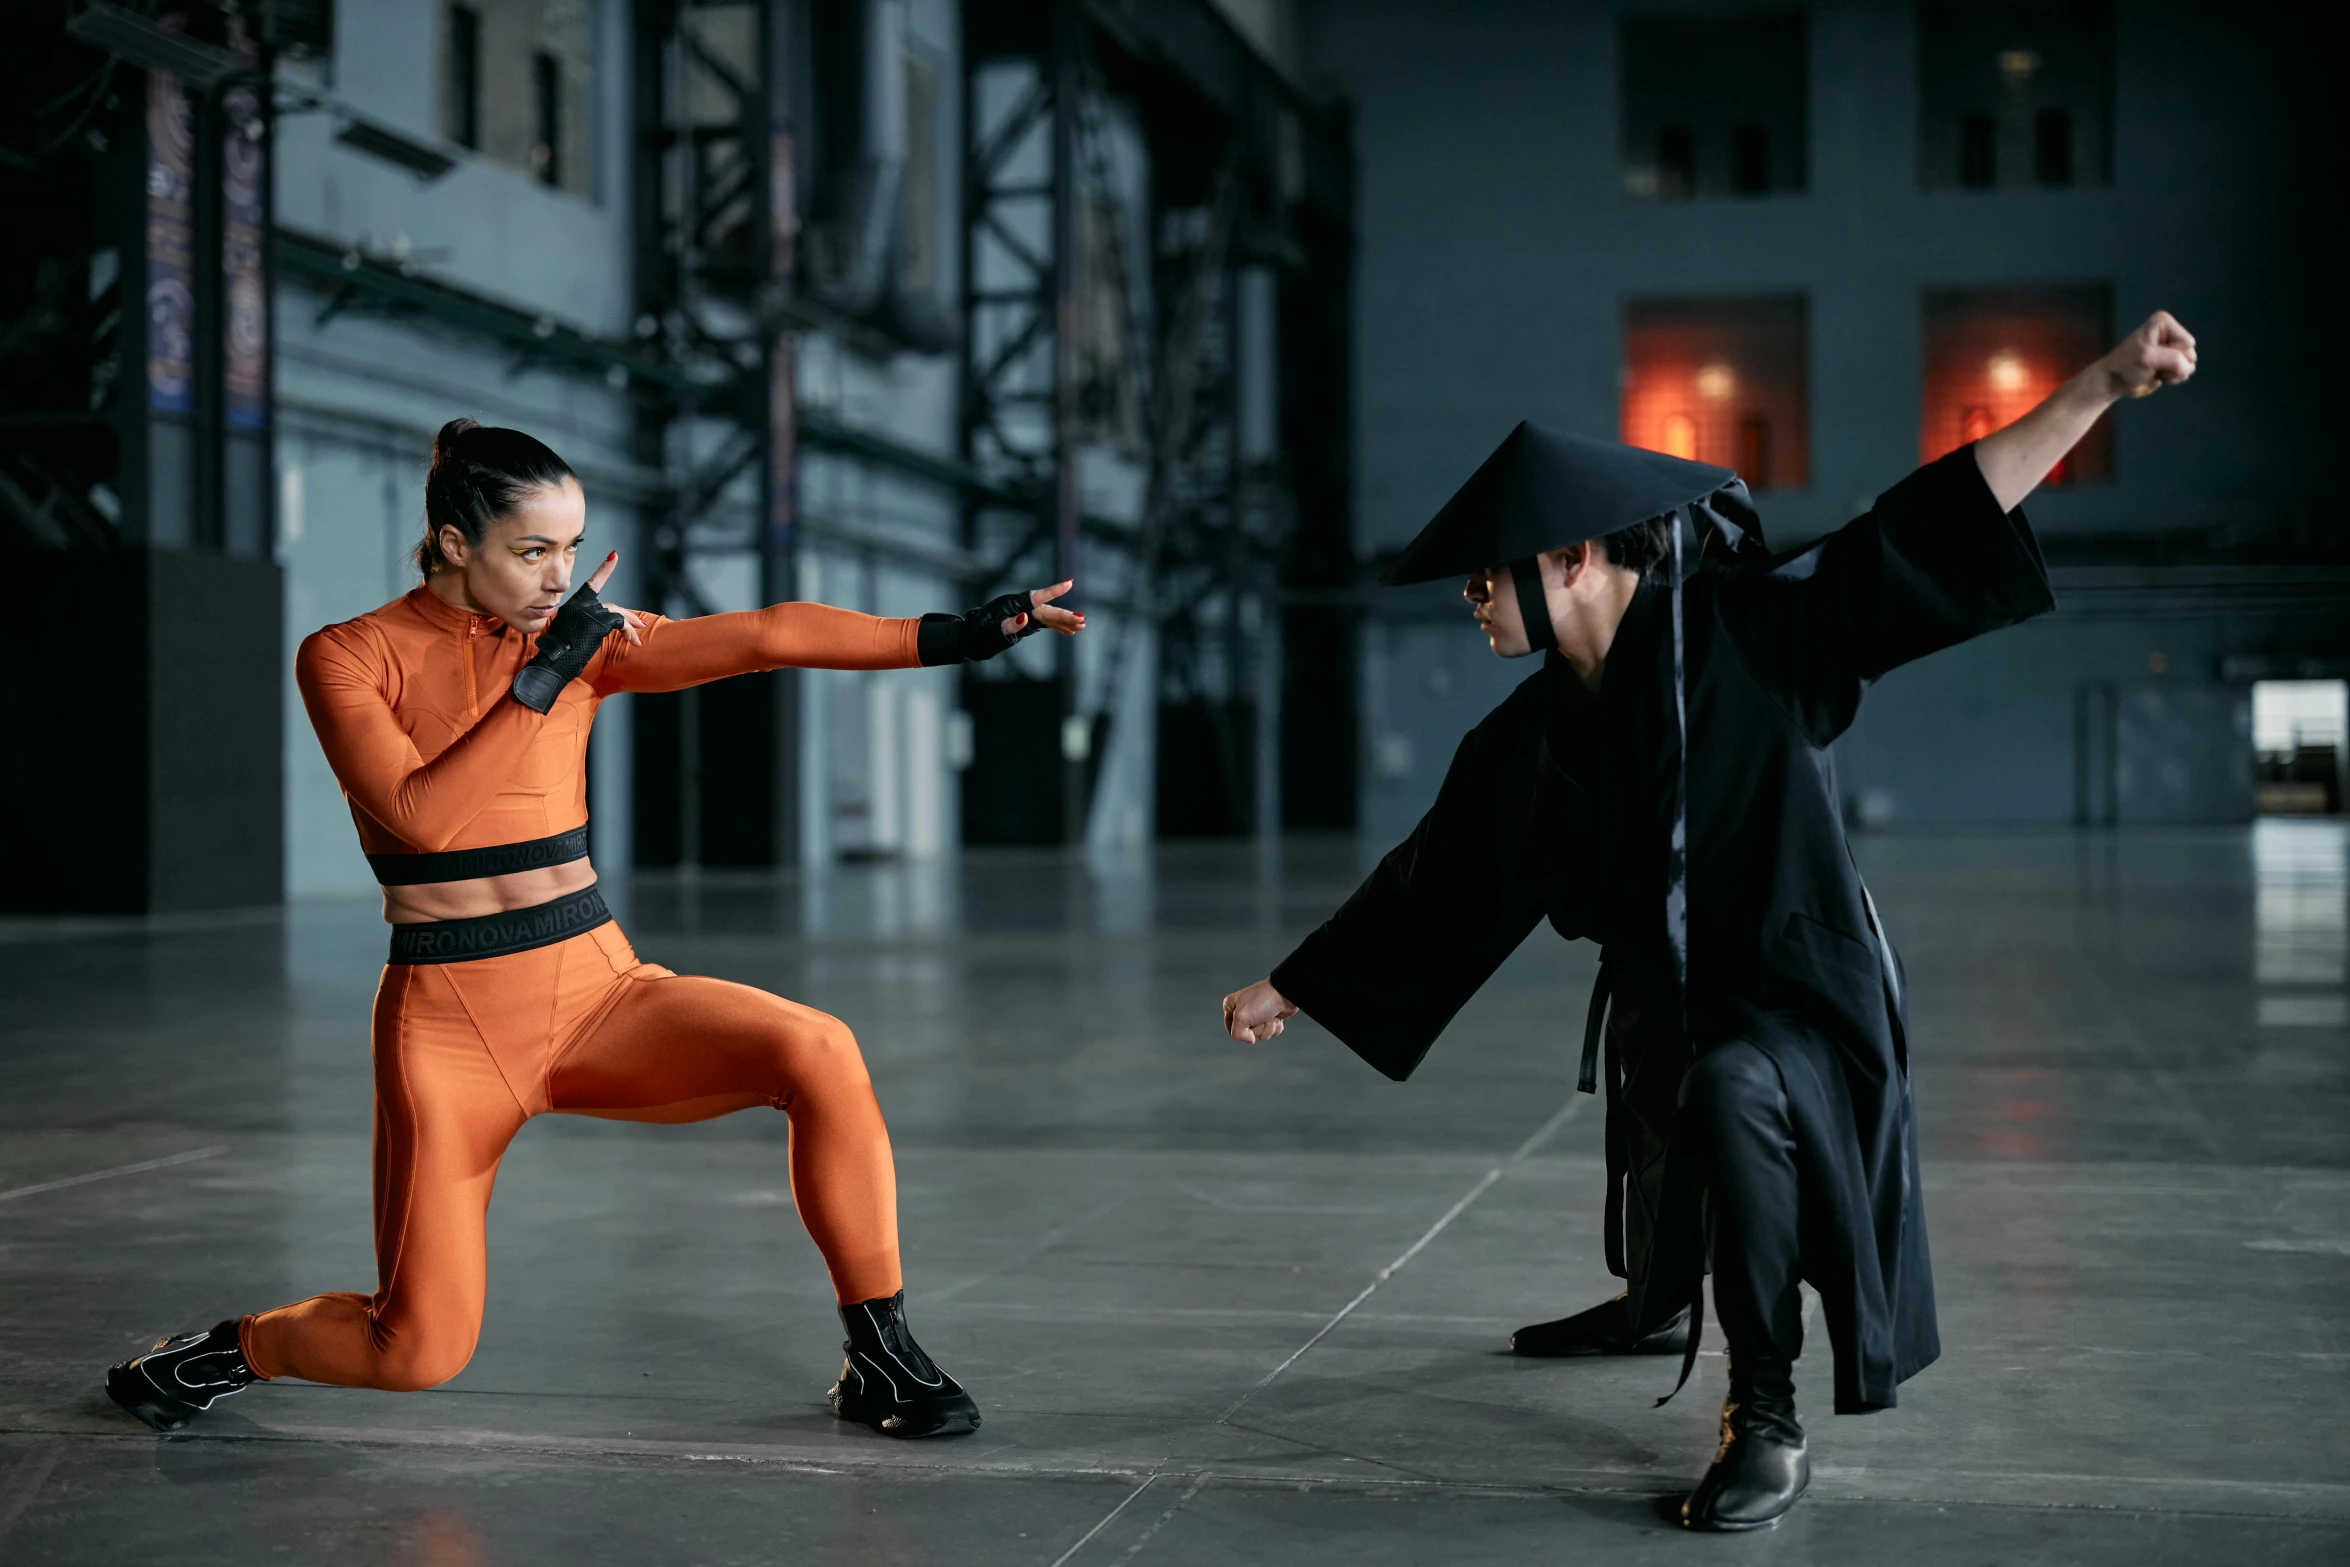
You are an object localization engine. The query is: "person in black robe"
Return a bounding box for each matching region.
[1222,312,2197,1530]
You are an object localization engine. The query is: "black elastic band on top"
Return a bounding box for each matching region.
[387,886,611,966]
[369,827,591,887]
[1508,556,1556,655]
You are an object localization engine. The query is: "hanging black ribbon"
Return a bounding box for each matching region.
[1509,556,1555,655]
[1653,501,1700,1408]
[1658,1270,1706,1409]
[1665,506,1691,1040]
[1561,488,1758,1410]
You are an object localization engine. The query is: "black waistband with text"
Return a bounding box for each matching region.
[387,886,611,966]
[370,827,591,887]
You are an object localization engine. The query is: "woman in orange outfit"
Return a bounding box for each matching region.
[105,420,1081,1438]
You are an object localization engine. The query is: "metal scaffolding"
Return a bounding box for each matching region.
[956,0,1357,843]
[625,0,789,869]
[3,0,1360,891]
[622,0,1359,854]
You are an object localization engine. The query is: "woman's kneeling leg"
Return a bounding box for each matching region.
[546,973,902,1303]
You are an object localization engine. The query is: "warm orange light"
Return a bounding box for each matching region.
[1624,295,1808,487]
[1926,342,2055,459]
[1922,288,2112,482]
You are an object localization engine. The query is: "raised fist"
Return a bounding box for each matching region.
[2097,311,2197,400]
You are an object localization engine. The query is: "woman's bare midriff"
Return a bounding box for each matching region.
[382,859,601,924]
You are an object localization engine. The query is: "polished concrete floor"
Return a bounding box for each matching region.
[2,824,2346,1564]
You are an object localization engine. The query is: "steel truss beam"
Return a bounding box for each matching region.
[955,0,1355,843]
[275,222,1059,534]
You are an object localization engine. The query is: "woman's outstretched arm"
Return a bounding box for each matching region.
[589,602,924,694]
[589,580,1084,694]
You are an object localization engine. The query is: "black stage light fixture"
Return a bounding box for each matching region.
[332,119,458,181]
[65,1,250,88]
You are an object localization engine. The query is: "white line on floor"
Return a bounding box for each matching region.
[1047,1472,1159,1567]
[1216,1093,1587,1425]
[1216,1170,1504,1422]
[1044,1095,1589,1565]
[1113,1470,1211,1564]
[0,1146,228,1204]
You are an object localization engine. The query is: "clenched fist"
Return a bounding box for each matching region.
[2095,310,2197,400]
[1221,979,1298,1043]
[1975,309,2200,512]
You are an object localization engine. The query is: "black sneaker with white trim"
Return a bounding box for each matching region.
[105,1319,256,1432]
[828,1291,980,1438]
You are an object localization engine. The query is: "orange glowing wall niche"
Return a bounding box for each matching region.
[1621,294,1808,489]
[1921,285,2113,484]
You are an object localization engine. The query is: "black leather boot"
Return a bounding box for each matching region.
[1680,1372,1808,1531]
[105,1319,257,1432]
[829,1291,980,1438]
[1510,1294,1691,1357]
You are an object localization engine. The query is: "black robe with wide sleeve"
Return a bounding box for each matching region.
[1271,445,2053,1414]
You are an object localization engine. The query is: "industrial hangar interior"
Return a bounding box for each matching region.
[0,0,2343,1561]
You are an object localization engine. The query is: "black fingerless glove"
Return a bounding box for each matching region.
[916,590,1039,666]
[510,582,627,712]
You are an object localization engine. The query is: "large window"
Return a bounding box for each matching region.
[2255,681,2347,817]
[1621,11,1807,201]
[1622,295,1809,490]
[1920,285,2110,482]
[439,0,595,198]
[1918,1,2113,190]
[448,5,482,150]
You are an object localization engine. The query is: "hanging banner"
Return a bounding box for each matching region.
[222,23,267,430]
[144,64,194,416]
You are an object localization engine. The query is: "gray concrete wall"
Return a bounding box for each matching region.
[278,0,636,332]
[1303,0,2341,834]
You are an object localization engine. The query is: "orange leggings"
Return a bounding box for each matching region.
[240,922,900,1391]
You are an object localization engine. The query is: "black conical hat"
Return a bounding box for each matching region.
[1379,421,1736,586]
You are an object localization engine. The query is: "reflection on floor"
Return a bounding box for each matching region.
[1,826,2345,1564]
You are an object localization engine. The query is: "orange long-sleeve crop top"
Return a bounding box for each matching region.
[297,585,922,858]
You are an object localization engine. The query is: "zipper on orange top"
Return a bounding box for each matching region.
[463,617,480,718]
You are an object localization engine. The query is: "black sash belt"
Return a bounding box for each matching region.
[1578,960,1610,1094]
[370,827,591,887]
[388,886,611,966]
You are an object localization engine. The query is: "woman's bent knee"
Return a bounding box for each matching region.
[369,1330,477,1392]
[793,1012,871,1087]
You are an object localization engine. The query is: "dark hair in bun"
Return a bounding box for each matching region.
[416,418,578,576]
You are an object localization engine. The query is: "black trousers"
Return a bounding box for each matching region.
[1614,975,1905,1407]
[1683,1041,1806,1407]
[1620,999,1931,1416]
